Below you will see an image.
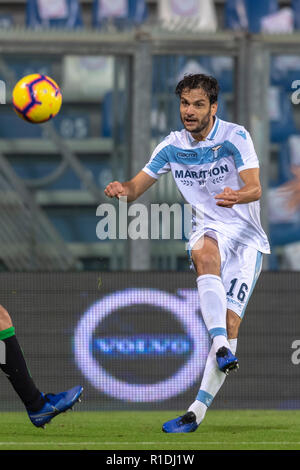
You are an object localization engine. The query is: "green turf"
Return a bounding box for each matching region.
[0,410,299,450]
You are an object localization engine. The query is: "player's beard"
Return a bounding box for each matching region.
[181,106,212,137]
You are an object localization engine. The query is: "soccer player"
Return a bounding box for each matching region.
[104,74,270,433]
[0,305,83,428]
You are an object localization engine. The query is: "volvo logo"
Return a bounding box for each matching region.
[74,288,210,402]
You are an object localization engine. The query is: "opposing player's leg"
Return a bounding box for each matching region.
[0,305,83,428]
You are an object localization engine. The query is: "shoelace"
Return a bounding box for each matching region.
[44,393,58,403]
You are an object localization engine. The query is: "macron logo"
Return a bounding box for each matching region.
[176,152,197,159]
[236,130,246,140]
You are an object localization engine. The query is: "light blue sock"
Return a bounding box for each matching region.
[188,338,238,424]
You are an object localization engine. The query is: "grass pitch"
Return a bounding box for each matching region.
[0,410,299,450]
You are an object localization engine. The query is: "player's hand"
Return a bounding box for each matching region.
[214,187,239,208]
[278,166,300,212]
[104,181,127,199]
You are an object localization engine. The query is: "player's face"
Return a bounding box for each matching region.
[179,87,217,139]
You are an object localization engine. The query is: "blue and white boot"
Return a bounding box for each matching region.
[162,411,198,433]
[216,346,239,375]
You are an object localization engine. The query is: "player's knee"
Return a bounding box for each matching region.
[0,305,13,331]
[193,252,220,275]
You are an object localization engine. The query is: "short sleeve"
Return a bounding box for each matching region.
[142,140,171,179]
[228,127,260,172]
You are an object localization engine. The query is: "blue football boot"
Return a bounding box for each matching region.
[27,385,83,428]
[162,411,198,433]
[216,346,239,375]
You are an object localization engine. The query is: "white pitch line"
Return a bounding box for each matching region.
[0,442,299,446]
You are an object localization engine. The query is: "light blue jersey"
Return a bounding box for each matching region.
[142,117,270,254]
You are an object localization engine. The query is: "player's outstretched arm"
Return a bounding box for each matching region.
[104,171,157,203]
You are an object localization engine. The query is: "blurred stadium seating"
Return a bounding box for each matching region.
[269,86,298,143]
[0,14,14,28]
[26,0,83,29]
[62,55,114,100]
[292,0,300,28]
[224,0,299,32]
[11,157,111,190]
[92,0,148,29]
[157,0,217,31]
[225,0,279,32]
[271,55,300,90]
[101,90,126,139]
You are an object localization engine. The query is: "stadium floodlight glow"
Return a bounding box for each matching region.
[74,288,209,402]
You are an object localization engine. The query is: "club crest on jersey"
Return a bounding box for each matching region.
[211,145,222,160]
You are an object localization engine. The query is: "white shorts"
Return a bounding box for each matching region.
[188,228,263,319]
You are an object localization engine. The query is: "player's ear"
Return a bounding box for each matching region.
[211,102,218,117]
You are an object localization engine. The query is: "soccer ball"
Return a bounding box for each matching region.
[12,74,62,124]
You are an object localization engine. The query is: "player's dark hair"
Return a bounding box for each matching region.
[175,74,219,104]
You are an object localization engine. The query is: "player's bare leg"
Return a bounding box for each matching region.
[226,308,241,356]
[191,235,221,276]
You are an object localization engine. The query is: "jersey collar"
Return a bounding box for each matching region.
[187,116,220,144]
